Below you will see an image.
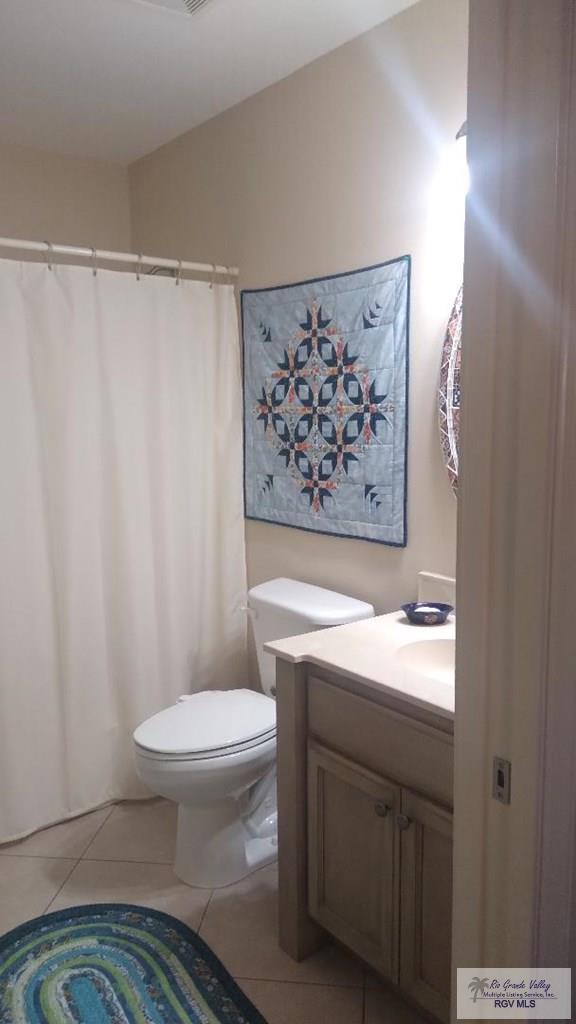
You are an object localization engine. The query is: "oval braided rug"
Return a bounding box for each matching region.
[0,904,268,1023]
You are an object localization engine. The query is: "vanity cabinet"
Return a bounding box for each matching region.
[399,789,453,1022]
[307,743,401,980]
[307,742,452,1022]
[276,661,454,1024]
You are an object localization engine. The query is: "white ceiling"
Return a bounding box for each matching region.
[0,0,417,165]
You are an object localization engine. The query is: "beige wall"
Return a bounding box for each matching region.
[130,0,467,613]
[0,143,131,250]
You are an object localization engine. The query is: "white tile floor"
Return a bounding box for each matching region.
[0,799,425,1024]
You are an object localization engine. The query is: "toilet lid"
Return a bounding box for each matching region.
[133,689,276,756]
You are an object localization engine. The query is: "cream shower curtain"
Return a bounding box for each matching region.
[0,259,247,843]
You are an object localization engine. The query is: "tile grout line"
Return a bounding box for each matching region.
[0,854,173,866]
[77,856,175,866]
[196,888,215,935]
[79,803,119,860]
[42,856,83,915]
[232,975,364,990]
[41,805,118,917]
[0,804,118,862]
[0,853,82,861]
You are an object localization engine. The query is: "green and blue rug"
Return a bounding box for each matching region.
[0,904,267,1023]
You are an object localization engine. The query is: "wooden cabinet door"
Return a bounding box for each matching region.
[399,790,453,1023]
[307,743,401,981]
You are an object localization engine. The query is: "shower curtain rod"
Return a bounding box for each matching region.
[0,236,239,277]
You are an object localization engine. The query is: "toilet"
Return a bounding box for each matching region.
[133,578,374,888]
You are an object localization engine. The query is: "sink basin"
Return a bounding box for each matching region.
[395,638,455,685]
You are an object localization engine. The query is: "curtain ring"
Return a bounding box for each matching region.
[136,254,143,281]
[176,259,183,286]
[43,240,54,271]
[91,247,98,277]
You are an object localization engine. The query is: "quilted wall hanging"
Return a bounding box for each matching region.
[242,257,410,546]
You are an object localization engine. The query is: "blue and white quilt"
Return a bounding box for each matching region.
[242,257,409,545]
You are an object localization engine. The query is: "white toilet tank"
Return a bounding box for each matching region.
[247,578,375,697]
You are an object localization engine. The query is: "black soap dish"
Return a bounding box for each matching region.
[401,602,453,626]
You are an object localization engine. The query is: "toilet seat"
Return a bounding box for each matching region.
[135,731,277,763]
[133,689,276,761]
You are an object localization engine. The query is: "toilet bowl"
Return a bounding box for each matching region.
[133,578,375,888]
[134,689,277,888]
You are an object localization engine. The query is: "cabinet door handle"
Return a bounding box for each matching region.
[396,813,412,831]
[374,802,392,818]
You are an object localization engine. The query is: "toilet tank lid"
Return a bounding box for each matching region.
[248,578,375,627]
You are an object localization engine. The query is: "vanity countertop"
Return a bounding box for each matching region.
[265,611,455,720]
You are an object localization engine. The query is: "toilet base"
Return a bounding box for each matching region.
[174,797,277,889]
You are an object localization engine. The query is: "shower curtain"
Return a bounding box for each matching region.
[0,258,248,843]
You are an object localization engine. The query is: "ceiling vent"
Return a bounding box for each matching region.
[182,0,212,11]
[137,0,213,15]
